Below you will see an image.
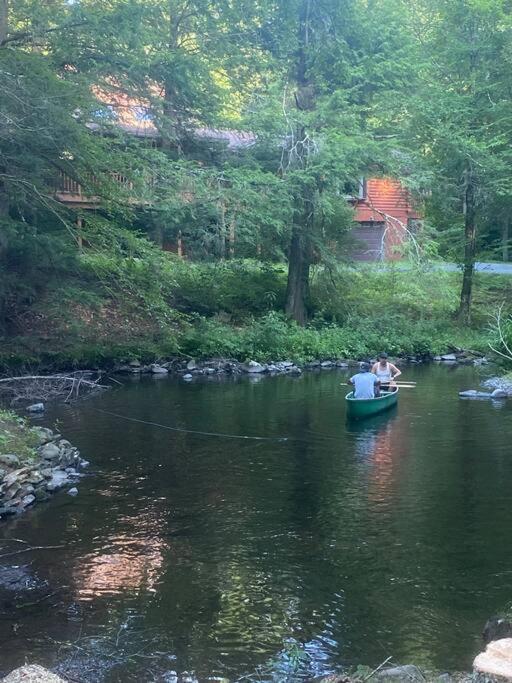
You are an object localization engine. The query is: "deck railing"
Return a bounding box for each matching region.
[54,171,135,204]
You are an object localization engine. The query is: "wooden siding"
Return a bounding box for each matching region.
[352,178,421,261]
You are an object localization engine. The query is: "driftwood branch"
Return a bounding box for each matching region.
[0,372,109,405]
[488,302,512,362]
[0,375,106,386]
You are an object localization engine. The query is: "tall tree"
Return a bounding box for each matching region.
[403,0,512,323]
[243,0,417,323]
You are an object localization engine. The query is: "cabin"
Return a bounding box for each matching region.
[349,178,421,261]
[53,93,421,260]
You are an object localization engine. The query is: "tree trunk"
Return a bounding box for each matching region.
[502,216,510,262]
[161,2,181,152]
[284,0,314,325]
[458,169,476,323]
[285,225,310,325]
[0,0,8,46]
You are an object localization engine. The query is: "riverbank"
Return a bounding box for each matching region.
[0,411,88,519]
[2,260,509,374]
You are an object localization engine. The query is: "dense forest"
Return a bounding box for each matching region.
[1,0,512,369]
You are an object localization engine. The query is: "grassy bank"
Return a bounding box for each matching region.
[0,410,38,462]
[2,246,510,371]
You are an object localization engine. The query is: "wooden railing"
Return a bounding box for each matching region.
[54,171,135,206]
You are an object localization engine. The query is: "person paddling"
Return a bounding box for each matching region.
[372,353,401,390]
[348,362,381,399]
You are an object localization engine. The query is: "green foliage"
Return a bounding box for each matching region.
[311,264,459,323]
[172,260,286,318]
[180,310,487,363]
[0,410,38,460]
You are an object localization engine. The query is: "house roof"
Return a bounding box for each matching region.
[91,86,256,148]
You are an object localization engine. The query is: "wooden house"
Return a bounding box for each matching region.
[53,93,420,260]
[349,177,421,261]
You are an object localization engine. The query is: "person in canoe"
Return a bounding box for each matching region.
[348,362,381,399]
[371,352,401,390]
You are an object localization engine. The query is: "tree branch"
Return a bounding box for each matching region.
[0,20,88,48]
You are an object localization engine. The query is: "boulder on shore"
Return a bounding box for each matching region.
[2,664,66,682]
[474,637,512,680]
[242,361,267,374]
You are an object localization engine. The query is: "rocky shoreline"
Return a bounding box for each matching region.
[0,421,88,521]
[113,348,489,380]
[3,653,512,683]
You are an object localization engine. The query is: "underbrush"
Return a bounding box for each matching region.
[180,311,489,362]
[0,237,501,369]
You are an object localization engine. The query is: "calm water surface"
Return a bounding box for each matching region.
[1,365,512,681]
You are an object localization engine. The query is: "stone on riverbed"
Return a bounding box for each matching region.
[45,470,70,492]
[26,403,45,413]
[20,493,36,508]
[2,664,66,682]
[459,389,508,399]
[377,665,424,682]
[474,638,512,680]
[67,487,78,496]
[459,390,493,399]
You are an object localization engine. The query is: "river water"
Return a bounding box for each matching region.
[1,365,512,681]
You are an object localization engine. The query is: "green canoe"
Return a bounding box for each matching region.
[345,388,399,419]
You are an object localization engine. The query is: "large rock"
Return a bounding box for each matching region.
[20,493,36,508]
[242,360,267,373]
[459,390,493,399]
[31,427,56,445]
[474,638,512,680]
[151,364,168,374]
[39,443,61,461]
[491,389,508,399]
[441,354,457,361]
[0,454,20,467]
[3,467,30,488]
[46,470,69,492]
[2,664,66,682]
[186,359,197,370]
